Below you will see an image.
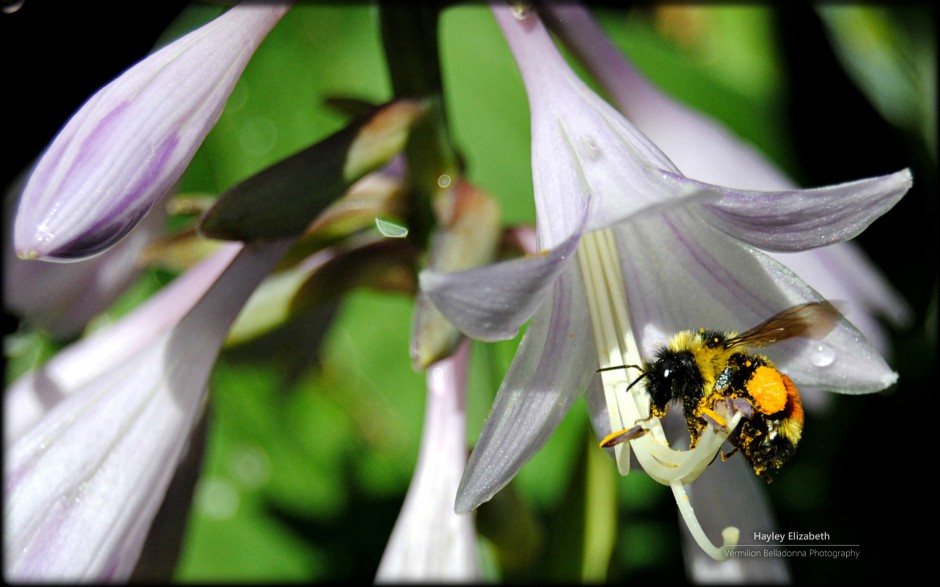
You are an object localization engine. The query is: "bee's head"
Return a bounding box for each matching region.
[643,350,702,412]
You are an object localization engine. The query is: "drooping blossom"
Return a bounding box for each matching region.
[420,3,910,559]
[376,341,480,582]
[4,240,290,581]
[13,3,290,261]
[5,242,233,443]
[3,171,167,339]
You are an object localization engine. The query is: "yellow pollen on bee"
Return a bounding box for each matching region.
[700,407,727,428]
[745,366,788,414]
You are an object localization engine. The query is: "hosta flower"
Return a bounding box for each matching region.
[540,2,910,358]
[539,5,914,580]
[421,3,911,559]
[5,242,235,443]
[13,2,290,261]
[4,179,167,339]
[3,240,291,581]
[376,342,480,582]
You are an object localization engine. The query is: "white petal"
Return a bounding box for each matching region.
[376,343,480,582]
[456,262,596,512]
[4,241,289,581]
[615,210,896,394]
[420,226,582,342]
[14,4,289,260]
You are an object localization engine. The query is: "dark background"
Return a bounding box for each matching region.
[773,5,936,583]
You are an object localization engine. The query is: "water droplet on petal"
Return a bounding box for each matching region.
[811,343,835,368]
[511,2,532,20]
[582,138,602,161]
[375,217,408,238]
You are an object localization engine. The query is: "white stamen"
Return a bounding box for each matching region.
[577,228,740,560]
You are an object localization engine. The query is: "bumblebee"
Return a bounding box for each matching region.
[600,301,840,481]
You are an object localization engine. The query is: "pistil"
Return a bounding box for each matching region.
[576,228,740,560]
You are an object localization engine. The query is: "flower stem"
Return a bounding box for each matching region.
[378,1,459,247]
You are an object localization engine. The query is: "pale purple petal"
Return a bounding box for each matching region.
[419,227,581,342]
[695,170,911,252]
[615,209,896,395]
[491,4,715,250]
[4,243,242,444]
[4,240,290,581]
[14,3,289,260]
[543,1,910,346]
[770,245,911,354]
[376,343,480,582]
[4,191,167,339]
[455,261,596,513]
[419,173,712,343]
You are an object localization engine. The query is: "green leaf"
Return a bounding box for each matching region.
[227,236,416,346]
[200,100,428,241]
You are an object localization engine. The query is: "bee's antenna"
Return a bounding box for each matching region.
[597,364,647,393]
[625,371,648,393]
[596,364,642,373]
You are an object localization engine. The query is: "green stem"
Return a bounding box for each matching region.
[379,1,459,247]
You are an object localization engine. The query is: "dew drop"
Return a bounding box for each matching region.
[375,217,409,238]
[510,2,531,20]
[582,138,602,161]
[811,343,836,368]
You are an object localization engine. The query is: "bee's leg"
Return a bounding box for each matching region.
[720,446,740,462]
[599,425,646,448]
[731,397,755,419]
[700,407,728,431]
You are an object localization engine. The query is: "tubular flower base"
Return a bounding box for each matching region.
[376,342,480,582]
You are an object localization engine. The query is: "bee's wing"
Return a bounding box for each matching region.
[724,301,841,349]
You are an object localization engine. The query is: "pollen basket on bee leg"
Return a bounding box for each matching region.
[745,365,788,414]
